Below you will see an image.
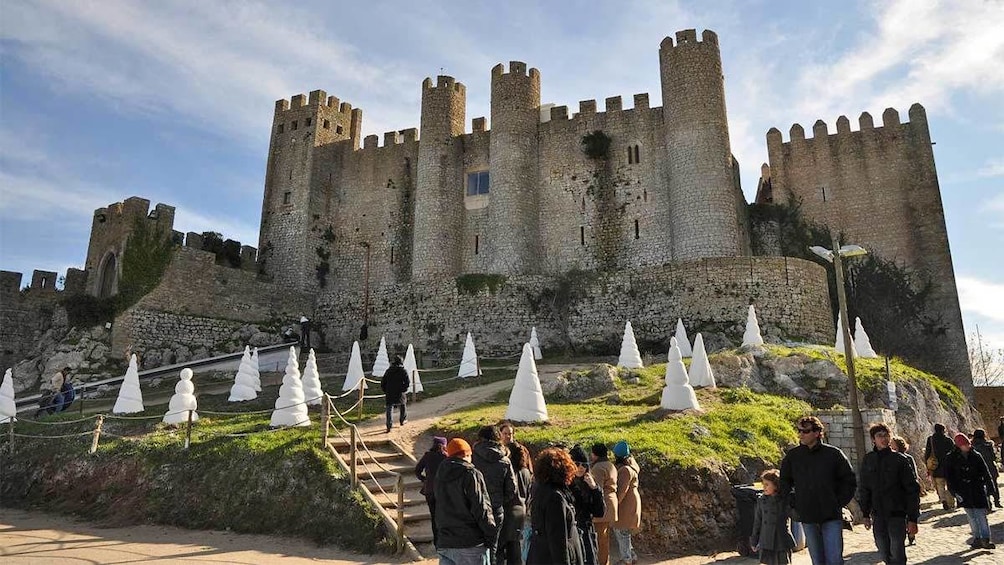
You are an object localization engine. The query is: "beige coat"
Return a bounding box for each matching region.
[591,459,618,523]
[614,458,641,531]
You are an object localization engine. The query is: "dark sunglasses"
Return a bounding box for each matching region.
[797,428,818,434]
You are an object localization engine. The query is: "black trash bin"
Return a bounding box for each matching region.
[731,484,762,557]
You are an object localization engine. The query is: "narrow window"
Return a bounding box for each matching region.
[580,226,585,246]
[283,191,291,204]
[336,125,344,134]
[277,124,285,134]
[292,120,298,131]
[475,235,480,255]
[634,219,640,239]
[305,117,312,127]
[390,246,395,265]
[288,170,293,180]
[41,277,48,288]
[466,171,490,196]
[627,147,633,164]
[323,119,330,129]
[643,188,648,202]
[633,145,641,163]
[581,196,586,211]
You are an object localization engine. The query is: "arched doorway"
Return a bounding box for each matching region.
[97,252,118,298]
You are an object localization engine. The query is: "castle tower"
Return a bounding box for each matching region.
[412,76,466,279]
[84,197,175,298]
[258,90,362,289]
[487,62,542,274]
[659,30,743,260]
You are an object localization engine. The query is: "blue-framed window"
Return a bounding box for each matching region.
[466,171,490,196]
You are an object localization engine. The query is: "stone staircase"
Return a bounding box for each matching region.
[326,435,433,557]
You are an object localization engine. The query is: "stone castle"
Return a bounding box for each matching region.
[0,29,972,394]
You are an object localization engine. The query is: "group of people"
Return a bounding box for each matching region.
[752,416,1002,565]
[414,421,643,565]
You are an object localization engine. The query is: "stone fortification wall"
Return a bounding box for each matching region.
[85,196,175,297]
[0,269,86,371]
[315,257,831,358]
[765,104,970,393]
[111,246,310,358]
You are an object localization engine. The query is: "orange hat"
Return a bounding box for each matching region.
[446,438,472,458]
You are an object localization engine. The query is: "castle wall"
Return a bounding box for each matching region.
[537,95,672,272]
[314,257,832,357]
[111,246,311,357]
[0,269,80,371]
[766,104,971,393]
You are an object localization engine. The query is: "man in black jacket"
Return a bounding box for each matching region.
[858,423,920,565]
[472,425,518,564]
[435,438,498,565]
[923,423,956,510]
[780,416,857,565]
[380,355,410,433]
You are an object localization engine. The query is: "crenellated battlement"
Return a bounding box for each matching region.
[0,267,87,295]
[491,61,540,80]
[275,89,356,115]
[766,103,930,149]
[659,29,719,51]
[538,92,658,132]
[422,75,466,94]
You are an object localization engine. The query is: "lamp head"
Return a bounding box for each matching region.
[838,244,868,258]
[808,246,834,262]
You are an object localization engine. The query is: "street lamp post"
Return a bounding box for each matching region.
[810,237,869,466]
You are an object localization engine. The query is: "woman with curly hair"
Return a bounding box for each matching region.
[527,448,584,565]
[499,442,533,565]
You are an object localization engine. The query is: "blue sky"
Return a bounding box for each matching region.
[1,0,1002,359]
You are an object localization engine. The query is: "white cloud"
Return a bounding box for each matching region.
[173,207,260,249]
[957,275,1004,323]
[977,157,1004,179]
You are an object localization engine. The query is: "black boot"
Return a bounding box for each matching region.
[982,538,997,549]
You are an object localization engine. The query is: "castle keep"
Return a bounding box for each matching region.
[258,29,748,294]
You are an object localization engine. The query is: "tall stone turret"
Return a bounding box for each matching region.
[487,62,541,274]
[259,90,362,289]
[413,76,466,279]
[660,29,742,260]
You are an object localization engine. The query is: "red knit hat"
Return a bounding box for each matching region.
[954,433,970,447]
[446,438,472,458]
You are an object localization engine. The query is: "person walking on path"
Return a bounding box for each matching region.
[498,441,532,565]
[890,435,922,546]
[945,433,997,550]
[298,316,311,349]
[434,438,498,565]
[779,415,857,565]
[472,425,519,565]
[923,423,957,510]
[857,423,920,565]
[416,436,448,548]
[997,417,1004,463]
[569,445,605,565]
[526,448,585,565]
[751,469,796,565]
[971,429,1001,509]
[611,441,641,565]
[380,355,410,433]
[590,443,618,565]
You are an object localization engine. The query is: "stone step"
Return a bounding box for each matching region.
[380,496,427,509]
[364,474,423,492]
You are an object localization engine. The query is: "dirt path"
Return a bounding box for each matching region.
[356,363,581,459]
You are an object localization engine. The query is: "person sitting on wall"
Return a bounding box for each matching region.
[36,368,75,416]
[299,316,312,349]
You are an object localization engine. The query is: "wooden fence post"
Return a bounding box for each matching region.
[396,473,405,553]
[321,393,330,447]
[357,384,364,421]
[350,425,358,488]
[184,410,194,449]
[410,370,416,403]
[89,414,104,454]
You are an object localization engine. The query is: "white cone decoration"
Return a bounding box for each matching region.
[228,347,258,402]
[835,313,855,358]
[404,344,423,393]
[164,368,199,424]
[853,318,879,358]
[113,354,145,414]
[1,368,17,424]
[688,334,717,389]
[250,347,262,392]
[617,321,644,369]
[505,343,549,423]
[529,327,543,360]
[271,347,311,427]
[372,336,390,377]
[342,341,368,391]
[742,305,765,347]
[661,341,701,411]
[675,318,693,358]
[458,333,481,378]
[301,348,324,405]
